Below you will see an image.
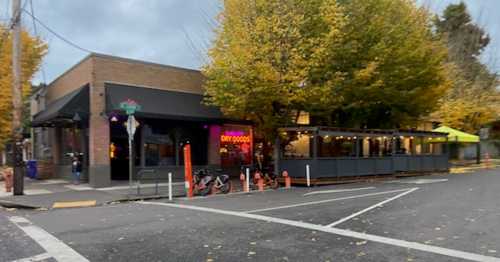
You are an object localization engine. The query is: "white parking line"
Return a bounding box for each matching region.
[303,187,375,196]
[326,187,419,227]
[9,216,89,262]
[244,188,413,213]
[9,252,52,262]
[139,201,500,262]
[387,179,448,185]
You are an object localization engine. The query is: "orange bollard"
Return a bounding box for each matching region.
[486,152,492,169]
[183,144,194,198]
[3,168,13,193]
[255,172,264,191]
[283,171,291,188]
[240,172,248,192]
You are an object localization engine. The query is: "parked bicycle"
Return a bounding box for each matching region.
[193,169,232,196]
[241,165,279,190]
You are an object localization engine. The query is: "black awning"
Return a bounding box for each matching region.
[105,83,224,121]
[32,85,89,127]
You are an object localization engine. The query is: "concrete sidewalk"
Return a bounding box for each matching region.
[0,178,189,209]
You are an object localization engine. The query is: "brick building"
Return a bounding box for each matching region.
[31,53,253,187]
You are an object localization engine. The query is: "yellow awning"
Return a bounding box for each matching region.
[432,126,479,143]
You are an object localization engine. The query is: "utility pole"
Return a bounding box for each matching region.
[12,0,24,195]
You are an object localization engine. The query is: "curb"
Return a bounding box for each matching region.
[0,200,40,209]
[104,193,186,205]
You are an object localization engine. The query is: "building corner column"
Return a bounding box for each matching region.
[88,79,111,188]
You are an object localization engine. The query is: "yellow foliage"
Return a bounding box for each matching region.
[0,24,47,150]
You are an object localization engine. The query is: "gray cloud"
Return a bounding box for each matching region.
[11,0,498,84]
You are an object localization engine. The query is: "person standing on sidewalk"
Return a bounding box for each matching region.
[71,157,82,184]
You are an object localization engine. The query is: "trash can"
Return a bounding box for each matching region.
[26,160,37,179]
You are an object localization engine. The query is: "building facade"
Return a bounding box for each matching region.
[31,54,253,187]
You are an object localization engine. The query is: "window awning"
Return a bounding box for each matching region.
[105,83,224,121]
[432,126,480,143]
[31,85,89,127]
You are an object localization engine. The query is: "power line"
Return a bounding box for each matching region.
[29,0,46,84]
[22,8,93,53]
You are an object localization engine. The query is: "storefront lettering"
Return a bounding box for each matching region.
[220,135,251,143]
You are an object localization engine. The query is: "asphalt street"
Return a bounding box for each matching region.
[1,169,499,262]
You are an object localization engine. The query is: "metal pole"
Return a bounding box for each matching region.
[306,164,310,187]
[129,137,133,194]
[128,116,133,194]
[476,142,481,165]
[245,167,250,192]
[12,0,23,195]
[168,172,172,201]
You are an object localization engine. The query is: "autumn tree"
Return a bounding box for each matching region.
[203,0,345,138]
[431,2,499,133]
[0,23,47,150]
[204,0,450,138]
[316,0,450,128]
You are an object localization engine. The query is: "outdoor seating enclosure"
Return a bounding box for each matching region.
[278,126,449,179]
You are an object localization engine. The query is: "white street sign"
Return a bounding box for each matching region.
[126,115,139,138]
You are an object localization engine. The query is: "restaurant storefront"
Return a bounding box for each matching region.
[30,54,253,187]
[278,127,449,179]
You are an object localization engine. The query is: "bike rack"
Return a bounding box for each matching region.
[136,169,158,195]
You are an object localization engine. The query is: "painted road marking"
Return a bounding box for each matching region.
[303,187,375,197]
[24,189,52,195]
[326,187,419,227]
[243,188,413,214]
[388,178,448,184]
[139,201,500,262]
[9,216,89,262]
[52,200,96,209]
[10,252,52,262]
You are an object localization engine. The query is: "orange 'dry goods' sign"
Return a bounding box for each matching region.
[220,135,251,144]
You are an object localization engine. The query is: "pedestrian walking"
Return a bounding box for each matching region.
[72,156,82,184]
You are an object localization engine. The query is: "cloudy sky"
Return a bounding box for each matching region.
[2,0,499,84]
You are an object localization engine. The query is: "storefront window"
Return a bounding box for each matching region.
[145,143,159,166]
[281,131,313,159]
[144,125,175,166]
[395,136,414,155]
[220,125,252,168]
[431,142,445,155]
[413,137,423,155]
[363,137,392,157]
[60,128,82,165]
[318,135,356,157]
[422,137,432,154]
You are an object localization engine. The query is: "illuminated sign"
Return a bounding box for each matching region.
[110,143,116,159]
[220,135,251,144]
[224,131,245,136]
